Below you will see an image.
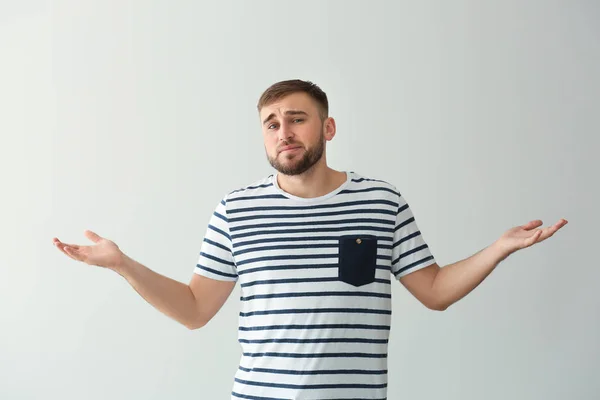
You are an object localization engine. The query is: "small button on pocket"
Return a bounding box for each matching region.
[338,235,377,287]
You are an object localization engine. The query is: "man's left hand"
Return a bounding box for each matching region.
[495,218,568,258]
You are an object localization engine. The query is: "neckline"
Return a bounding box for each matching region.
[272,171,352,203]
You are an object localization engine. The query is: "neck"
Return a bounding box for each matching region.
[276,159,347,199]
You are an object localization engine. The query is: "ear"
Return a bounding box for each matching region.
[323,117,336,141]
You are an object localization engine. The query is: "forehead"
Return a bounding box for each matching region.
[259,92,317,120]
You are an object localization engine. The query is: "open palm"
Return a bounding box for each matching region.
[498,218,568,255]
[53,230,123,269]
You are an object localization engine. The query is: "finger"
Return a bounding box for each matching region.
[54,242,81,258]
[521,220,543,230]
[536,222,565,242]
[84,230,103,243]
[53,238,81,250]
[542,219,568,234]
[541,219,567,237]
[56,244,79,261]
[524,229,543,247]
[542,224,562,239]
[64,246,85,262]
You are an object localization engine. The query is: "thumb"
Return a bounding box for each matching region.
[84,230,103,243]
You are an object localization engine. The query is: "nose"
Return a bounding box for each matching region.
[277,121,294,142]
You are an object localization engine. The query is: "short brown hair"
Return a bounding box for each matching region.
[257,79,329,121]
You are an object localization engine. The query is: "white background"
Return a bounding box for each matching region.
[1,1,598,399]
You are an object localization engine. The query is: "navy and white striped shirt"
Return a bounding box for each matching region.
[195,171,436,400]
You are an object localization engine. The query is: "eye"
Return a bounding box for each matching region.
[268,123,278,129]
[292,118,304,123]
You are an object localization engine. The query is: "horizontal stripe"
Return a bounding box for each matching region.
[238,365,388,375]
[241,291,391,301]
[241,265,390,276]
[394,255,435,276]
[394,216,415,232]
[240,277,390,288]
[234,243,392,257]
[200,251,235,267]
[228,194,288,202]
[231,391,287,400]
[397,203,409,214]
[228,199,398,214]
[352,177,387,184]
[207,223,231,241]
[230,218,394,233]
[237,263,390,276]
[239,324,390,331]
[391,244,429,265]
[231,225,394,240]
[203,238,230,253]
[234,235,393,250]
[236,253,388,267]
[230,183,274,194]
[196,265,237,278]
[214,211,228,223]
[340,186,397,196]
[238,338,388,345]
[234,377,387,390]
[229,208,395,224]
[392,231,421,248]
[239,307,391,317]
[242,352,387,358]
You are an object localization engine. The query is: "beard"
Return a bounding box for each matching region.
[267,129,325,176]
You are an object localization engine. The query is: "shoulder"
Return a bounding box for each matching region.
[222,174,278,203]
[348,171,402,197]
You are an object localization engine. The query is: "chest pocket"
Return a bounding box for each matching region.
[338,235,378,287]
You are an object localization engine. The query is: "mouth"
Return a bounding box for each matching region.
[278,145,302,154]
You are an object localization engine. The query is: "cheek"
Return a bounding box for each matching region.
[263,137,278,154]
[300,126,321,143]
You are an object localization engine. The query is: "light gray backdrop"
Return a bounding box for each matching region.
[1,1,598,399]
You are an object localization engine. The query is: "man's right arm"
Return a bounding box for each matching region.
[114,254,236,330]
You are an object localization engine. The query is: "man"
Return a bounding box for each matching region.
[53,79,567,399]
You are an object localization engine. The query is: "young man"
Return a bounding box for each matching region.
[53,79,567,400]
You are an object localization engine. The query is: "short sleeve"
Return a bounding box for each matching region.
[194,196,238,281]
[391,192,436,279]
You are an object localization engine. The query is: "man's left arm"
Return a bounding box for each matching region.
[400,218,568,311]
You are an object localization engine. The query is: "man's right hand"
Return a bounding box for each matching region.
[53,229,236,329]
[53,230,125,271]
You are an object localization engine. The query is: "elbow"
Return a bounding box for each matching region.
[429,303,449,311]
[186,321,206,330]
[186,322,200,330]
[426,298,450,311]
[185,317,209,330]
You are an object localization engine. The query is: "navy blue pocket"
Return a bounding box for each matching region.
[338,235,377,287]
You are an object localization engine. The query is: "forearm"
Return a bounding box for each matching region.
[432,241,510,309]
[113,254,200,329]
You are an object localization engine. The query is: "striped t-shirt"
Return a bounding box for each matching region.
[195,171,436,400]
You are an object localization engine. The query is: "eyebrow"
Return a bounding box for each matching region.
[262,110,309,125]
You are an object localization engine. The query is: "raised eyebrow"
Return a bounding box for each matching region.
[262,113,276,126]
[284,110,308,117]
[262,110,309,126]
